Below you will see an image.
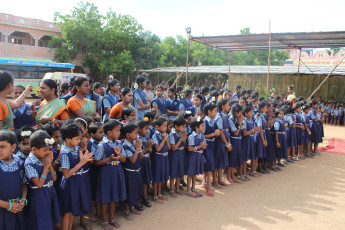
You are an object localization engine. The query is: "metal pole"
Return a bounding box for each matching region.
[307,55,345,101]
[5,23,9,57]
[186,35,191,85]
[297,48,302,76]
[267,20,271,90]
[228,51,232,89]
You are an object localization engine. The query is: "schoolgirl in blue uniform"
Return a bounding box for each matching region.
[301,105,313,157]
[24,130,60,230]
[152,85,167,117]
[152,116,171,203]
[88,122,104,219]
[58,121,93,230]
[265,103,277,171]
[16,126,35,162]
[137,118,153,207]
[0,130,27,230]
[12,85,36,134]
[309,101,320,154]
[317,105,324,143]
[94,120,126,229]
[294,103,306,159]
[333,105,339,126]
[191,94,203,116]
[144,110,156,139]
[42,122,62,197]
[228,104,243,182]
[254,102,268,174]
[203,103,221,193]
[102,79,120,123]
[133,75,150,120]
[168,117,187,196]
[214,99,232,185]
[187,117,206,198]
[166,87,181,120]
[285,105,297,161]
[180,89,193,112]
[242,106,260,177]
[330,105,335,125]
[122,123,144,218]
[273,109,288,167]
[200,87,210,109]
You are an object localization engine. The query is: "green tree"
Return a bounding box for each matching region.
[326,47,343,56]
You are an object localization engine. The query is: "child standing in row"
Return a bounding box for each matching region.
[94,120,126,227]
[25,130,60,230]
[152,116,171,203]
[0,130,27,230]
[59,121,93,230]
[187,117,206,198]
[168,117,188,196]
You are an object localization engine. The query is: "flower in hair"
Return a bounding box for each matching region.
[45,138,55,146]
[117,98,120,102]
[144,117,149,121]
[197,117,201,122]
[70,90,74,95]
[293,105,296,108]
[270,102,274,105]
[21,131,32,137]
[134,83,138,89]
[121,120,126,124]
[53,122,58,126]
[186,111,192,115]
[34,125,39,129]
[211,96,216,102]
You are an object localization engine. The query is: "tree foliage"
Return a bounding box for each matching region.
[51,2,290,78]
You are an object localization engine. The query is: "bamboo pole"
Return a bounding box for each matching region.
[186,36,191,85]
[300,58,314,74]
[228,51,232,89]
[267,20,271,90]
[297,48,302,76]
[307,55,345,101]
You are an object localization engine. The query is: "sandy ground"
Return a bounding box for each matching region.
[67,124,343,230]
[22,97,344,230]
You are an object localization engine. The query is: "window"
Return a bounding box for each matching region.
[318,53,324,58]
[11,38,22,44]
[300,53,305,58]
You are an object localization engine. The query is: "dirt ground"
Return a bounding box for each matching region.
[66,124,342,230]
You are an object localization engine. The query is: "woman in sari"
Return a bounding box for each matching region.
[0,71,33,130]
[35,79,69,125]
[287,86,296,104]
[67,76,97,123]
[109,87,136,120]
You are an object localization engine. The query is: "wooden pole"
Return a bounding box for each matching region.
[307,55,345,101]
[297,48,302,76]
[267,20,271,90]
[186,36,191,85]
[228,51,232,89]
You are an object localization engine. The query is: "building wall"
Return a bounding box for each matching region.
[286,49,345,67]
[227,73,345,102]
[0,13,83,67]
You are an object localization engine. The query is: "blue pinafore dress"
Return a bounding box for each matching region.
[139,136,153,185]
[152,133,170,183]
[204,118,216,172]
[303,114,311,144]
[254,114,267,159]
[295,112,303,145]
[229,117,242,168]
[274,119,288,160]
[123,144,143,207]
[59,150,92,216]
[265,118,276,163]
[0,161,27,230]
[96,141,126,203]
[25,160,60,230]
[214,113,230,169]
[152,97,167,116]
[187,133,205,176]
[169,132,185,179]
[286,114,297,147]
[241,118,256,161]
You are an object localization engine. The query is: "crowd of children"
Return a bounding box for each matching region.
[0,71,329,230]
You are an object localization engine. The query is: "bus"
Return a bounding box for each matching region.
[0,57,75,96]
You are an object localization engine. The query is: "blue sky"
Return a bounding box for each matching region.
[2,0,345,39]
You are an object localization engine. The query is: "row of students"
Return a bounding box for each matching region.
[1,96,325,230]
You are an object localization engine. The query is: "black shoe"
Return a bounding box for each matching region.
[141,199,152,208]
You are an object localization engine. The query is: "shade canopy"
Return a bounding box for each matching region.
[191,31,345,51]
